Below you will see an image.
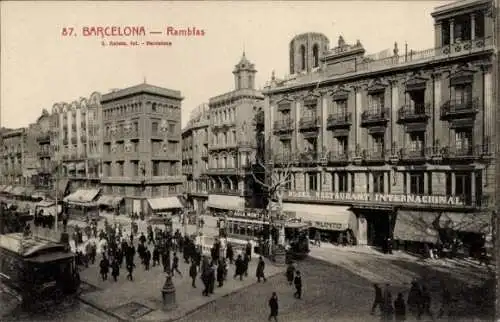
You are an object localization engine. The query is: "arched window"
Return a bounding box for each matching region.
[223,156,227,168]
[300,45,306,71]
[313,44,319,68]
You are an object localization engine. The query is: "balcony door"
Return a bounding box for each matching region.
[455,128,472,153]
[372,135,385,155]
[408,89,425,114]
[368,92,384,113]
[452,84,472,107]
[336,136,348,155]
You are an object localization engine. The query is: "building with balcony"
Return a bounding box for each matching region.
[1,128,28,185]
[182,103,210,212]
[100,83,184,215]
[263,0,496,251]
[52,92,102,193]
[33,109,54,190]
[206,53,265,215]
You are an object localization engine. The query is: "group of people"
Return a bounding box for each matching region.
[371,279,451,321]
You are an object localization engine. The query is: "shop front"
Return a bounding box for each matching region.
[97,195,125,217]
[392,210,439,255]
[281,203,359,245]
[207,194,246,216]
[146,196,184,217]
[63,188,101,220]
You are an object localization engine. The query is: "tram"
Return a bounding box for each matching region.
[0,233,80,310]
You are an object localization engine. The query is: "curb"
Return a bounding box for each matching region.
[78,296,127,322]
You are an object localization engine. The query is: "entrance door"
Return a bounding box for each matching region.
[364,210,390,247]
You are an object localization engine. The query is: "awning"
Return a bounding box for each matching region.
[10,187,26,196]
[3,186,13,193]
[147,197,183,211]
[281,203,357,231]
[37,200,56,208]
[64,188,100,203]
[439,212,491,234]
[66,163,76,171]
[207,194,245,210]
[31,192,46,199]
[0,185,5,191]
[98,195,124,208]
[23,186,35,197]
[393,211,439,244]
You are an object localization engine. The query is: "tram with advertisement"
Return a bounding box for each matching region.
[0,233,80,311]
[219,209,310,258]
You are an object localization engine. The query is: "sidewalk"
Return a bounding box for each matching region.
[79,249,285,321]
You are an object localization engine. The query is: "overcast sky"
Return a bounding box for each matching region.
[1,0,451,129]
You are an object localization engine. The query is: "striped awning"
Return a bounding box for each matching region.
[64,188,101,204]
[98,195,124,208]
[147,197,183,211]
[439,212,491,234]
[393,211,439,244]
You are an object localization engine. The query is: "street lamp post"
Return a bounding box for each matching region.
[161,217,177,310]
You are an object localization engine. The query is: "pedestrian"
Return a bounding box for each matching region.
[245,240,252,262]
[172,252,182,277]
[217,260,225,287]
[268,292,279,322]
[256,256,267,283]
[126,261,135,281]
[293,271,302,299]
[144,248,151,271]
[189,260,198,288]
[370,283,384,315]
[234,254,244,280]
[201,268,210,296]
[286,262,295,286]
[314,230,321,247]
[153,246,160,267]
[139,232,146,245]
[407,280,422,318]
[437,284,451,319]
[419,285,433,319]
[111,259,120,282]
[226,243,234,264]
[208,263,216,294]
[243,253,250,277]
[394,292,406,321]
[99,256,109,281]
[382,284,394,320]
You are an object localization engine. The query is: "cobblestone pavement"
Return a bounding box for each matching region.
[177,254,493,322]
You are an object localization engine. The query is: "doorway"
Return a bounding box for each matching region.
[361,210,391,247]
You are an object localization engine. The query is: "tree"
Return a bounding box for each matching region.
[251,134,294,248]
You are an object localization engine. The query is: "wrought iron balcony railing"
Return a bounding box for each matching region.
[273,119,294,132]
[440,98,479,119]
[398,103,431,122]
[327,113,352,129]
[361,108,390,126]
[299,116,320,130]
[36,133,51,143]
[327,150,350,163]
[399,147,426,160]
[362,149,387,161]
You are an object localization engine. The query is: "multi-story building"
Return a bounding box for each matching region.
[182,103,210,213]
[51,92,103,193]
[263,0,496,250]
[206,53,265,214]
[100,83,184,215]
[34,109,53,190]
[1,128,28,185]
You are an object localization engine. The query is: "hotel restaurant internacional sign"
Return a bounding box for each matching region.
[284,191,465,206]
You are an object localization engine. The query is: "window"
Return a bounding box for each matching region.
[133,121,139,132]
[131,161,139,176]
[308,173,318,191]
[337,173,348,192]
[336,99,348,115]
[152,161,160,176]
[409,132,424,152]
[372,135,385,153]
[152,103,157,113]
[453,84,472,106]
[169,123,176,135]
[152,122,158,135]
[336,137,348,155]
[117,162,124,176]
[373,172,384,193]
[408,90,425,114]
[303,101,317,118]
[281,139,291,156]
[475,14,485,38]
[410,173,425,194]
[455,172,471,203]
[300,45,306,71]
[455,129,472,153]
[442,20,451,45]
[312,44,319,68]
[368,93,384,112]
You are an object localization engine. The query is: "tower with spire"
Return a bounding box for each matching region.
[232,51,257,90]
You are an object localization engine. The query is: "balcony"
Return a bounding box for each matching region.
[440,98,479,119]
[273,119,294,133]
[207,167,239,175]
[399,147,427,161]
[441,145,482,160]
[360,108,390,127]
[63,138,68,145]
[182,165,193,174]
[238,140,255,149]
[101,176,144,185]
[299,116,320,131]
[71,137,77,144]
[152,150,181,160]
[36,133,51,143]
[37,150,52,158]
[297,151,327,165]
[398,103,431,123]
[210,188,240,195]
[328,151,350,164]
[273,153,295,165]
[327,113,352,129]
[362,149,387,162]
[147,175,184,184]
[201,151,209,159]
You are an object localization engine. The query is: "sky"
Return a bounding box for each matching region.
[1,0,451,129]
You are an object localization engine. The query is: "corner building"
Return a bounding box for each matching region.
[100,83,184,216]
[263,0,496,251]
[206,53,264,214]
[182,104,210,213]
